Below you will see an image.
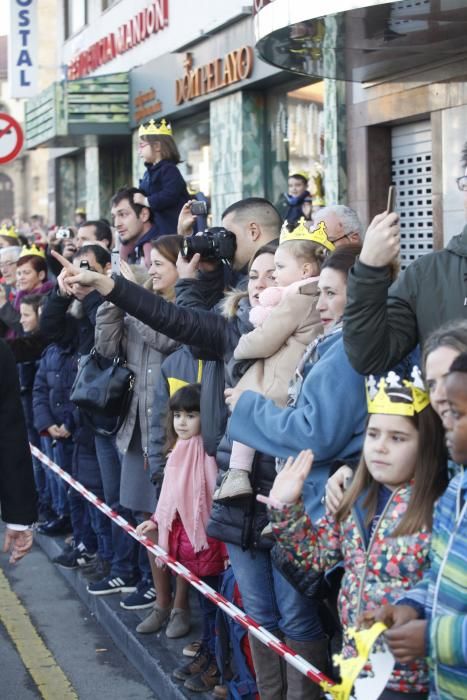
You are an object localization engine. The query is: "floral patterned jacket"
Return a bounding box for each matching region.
[270,483,431,693]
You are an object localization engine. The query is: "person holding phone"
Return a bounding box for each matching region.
[133,119,189,239]
[343,149,467,376]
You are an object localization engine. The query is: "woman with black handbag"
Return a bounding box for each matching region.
[88,236,183,615]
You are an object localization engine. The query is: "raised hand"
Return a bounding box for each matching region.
[119,259,137,283]
[269,449,314,505]
[359,211,400,268]
[177,201,196,237]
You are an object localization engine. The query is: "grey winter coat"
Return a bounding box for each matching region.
[343,226,467,374]
[94,300,179,457]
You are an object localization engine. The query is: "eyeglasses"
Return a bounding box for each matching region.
[0,260,17,269]
[456,176,467,192]
[328,233,350,245]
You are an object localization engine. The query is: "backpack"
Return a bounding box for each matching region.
[215,567,258,700]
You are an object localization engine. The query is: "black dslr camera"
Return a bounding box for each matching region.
[182,227,236,264]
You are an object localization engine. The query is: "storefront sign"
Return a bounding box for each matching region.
[134,88,163,123]
[9,0,38,98]
[68,0,169,80]
[175,47,254,105]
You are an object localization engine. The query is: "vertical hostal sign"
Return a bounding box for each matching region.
[9,0,38,98]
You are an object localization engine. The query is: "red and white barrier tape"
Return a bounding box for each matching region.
[30,444,335,691]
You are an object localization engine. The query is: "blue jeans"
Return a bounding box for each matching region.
[199,575,220,656]
[68,488,96,553]
[37,436,54,513]
[227,543,323,641]
[94,435,138,579]
[48,439,73,517]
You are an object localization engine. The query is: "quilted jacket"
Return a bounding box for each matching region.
[270,483,431,693]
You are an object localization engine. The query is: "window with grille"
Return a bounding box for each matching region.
[391,121,433,269]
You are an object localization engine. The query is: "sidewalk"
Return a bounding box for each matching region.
[35,532,213,700]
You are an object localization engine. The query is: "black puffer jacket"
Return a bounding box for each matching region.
[343,226,467,373]
[105,275,276,549]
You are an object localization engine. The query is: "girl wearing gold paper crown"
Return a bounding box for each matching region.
[264,369,448,699]
[135,119,189,238]
[215,218,332,503]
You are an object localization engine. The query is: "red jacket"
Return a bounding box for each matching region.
[169,516,227,578]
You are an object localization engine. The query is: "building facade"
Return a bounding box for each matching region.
[25,0,331,226]
[254,0,467,266]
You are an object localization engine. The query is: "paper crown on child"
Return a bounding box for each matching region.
[138,118,172,137]
[366,366,430,416]
[289,169,309,181]
[19,244,46,260]
[0,224,19,241]
[279,217,336,252]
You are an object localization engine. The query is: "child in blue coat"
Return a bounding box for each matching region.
[135,119,189,237]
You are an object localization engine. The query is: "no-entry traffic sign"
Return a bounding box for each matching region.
[0,113,24,165]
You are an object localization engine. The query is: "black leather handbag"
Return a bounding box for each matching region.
[70,348,135,434]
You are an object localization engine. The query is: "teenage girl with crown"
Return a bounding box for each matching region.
[263,369,448,699]
[215,218,332,502]
[135,119,189,238]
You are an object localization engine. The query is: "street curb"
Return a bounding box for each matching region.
[35,533,213,700]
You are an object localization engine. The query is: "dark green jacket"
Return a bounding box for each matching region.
[343,226,467,373]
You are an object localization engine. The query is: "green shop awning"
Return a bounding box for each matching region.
[25,72,130,149]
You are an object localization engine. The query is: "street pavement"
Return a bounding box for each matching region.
[0,523,158,700]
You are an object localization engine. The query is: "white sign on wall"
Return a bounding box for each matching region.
[9,0,38,98]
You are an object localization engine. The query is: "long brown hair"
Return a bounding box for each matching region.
[140,134,182,164]
[335,404,448,536]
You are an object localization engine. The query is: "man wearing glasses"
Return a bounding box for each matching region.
[342,147,467,375]
[312,204,363,247]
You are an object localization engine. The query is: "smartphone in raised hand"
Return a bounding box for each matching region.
[387,185,397,213]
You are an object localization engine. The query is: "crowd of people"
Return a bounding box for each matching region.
[0,121,465,700]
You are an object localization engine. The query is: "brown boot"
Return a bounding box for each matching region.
[248,631,287,700]
[284,637,329,700]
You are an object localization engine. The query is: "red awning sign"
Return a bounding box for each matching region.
[0,113,24,164]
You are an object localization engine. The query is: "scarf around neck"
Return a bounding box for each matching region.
[154,434,218,554]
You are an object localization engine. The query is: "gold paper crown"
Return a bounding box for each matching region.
[138,118,172,137]
[289,169,309,181]
[280,217,336,252]
[366,367,430,416]
[19,244,46,260]
[0,224,19,241]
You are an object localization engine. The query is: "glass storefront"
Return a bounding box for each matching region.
[173,112,211,199]
[265,81,324,210]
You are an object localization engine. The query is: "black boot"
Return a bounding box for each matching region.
[248,631,287,700]
[284,637,329,700]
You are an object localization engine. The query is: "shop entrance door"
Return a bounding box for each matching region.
[391,121,433,268]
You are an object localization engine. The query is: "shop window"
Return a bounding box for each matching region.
[64,0,88,39]
[265,81,324,212]
[173,113,211,206]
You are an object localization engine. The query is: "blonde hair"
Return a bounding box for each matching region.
[279,239,326,271]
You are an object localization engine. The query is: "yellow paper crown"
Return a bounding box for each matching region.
[289,169,309,181]
[366,366,430,416]
[280,217,335,252]
[0,224,19,241]
[19,244,46,260]
[138,118,172,137]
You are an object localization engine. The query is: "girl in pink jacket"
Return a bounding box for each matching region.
[137,384,226,691]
